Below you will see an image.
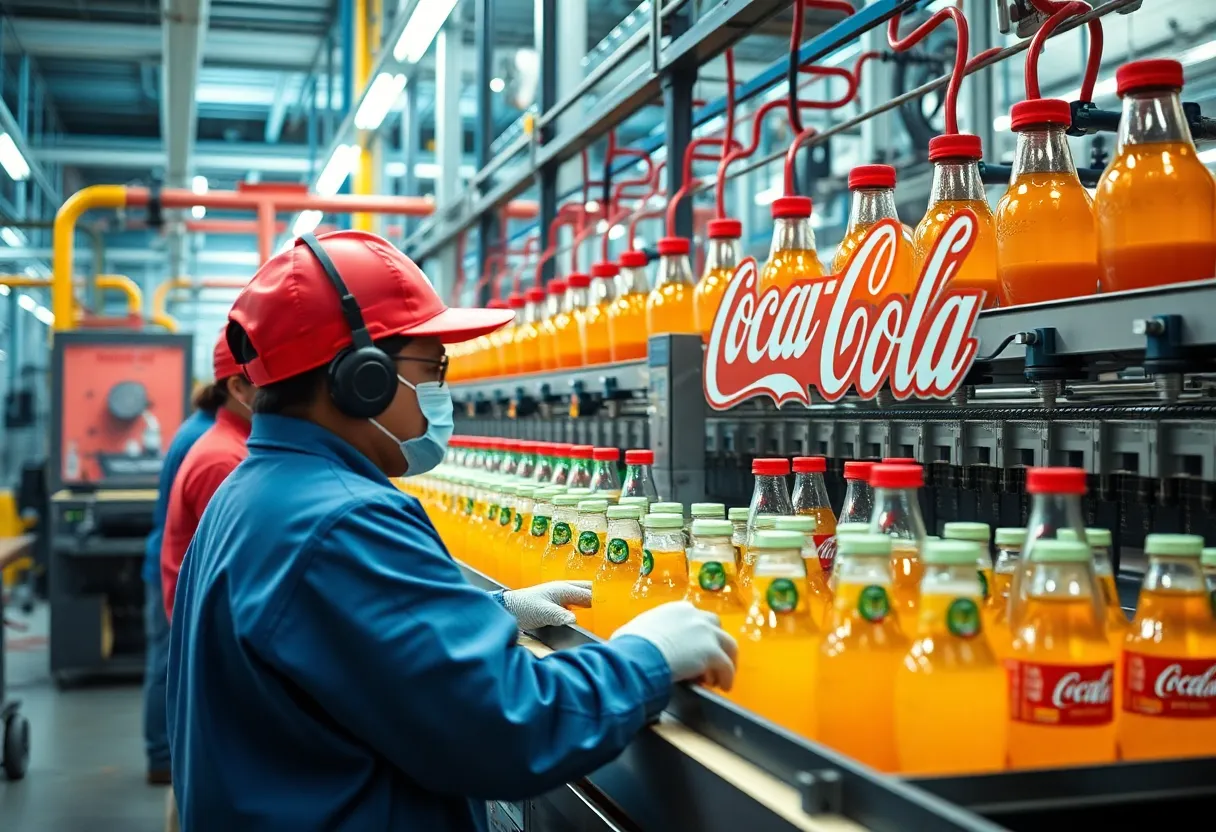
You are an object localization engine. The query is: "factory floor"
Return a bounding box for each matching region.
[1,603,166,832]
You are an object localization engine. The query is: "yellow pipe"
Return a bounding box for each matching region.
[94,274,143,317]
[0,275,51,288]
[150,278,191,333]
[352,0,373,232]
[53,185,129,332]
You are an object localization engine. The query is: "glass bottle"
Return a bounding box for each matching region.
[1059,527,1128,651]
[608,250,650,361]
[832,165,916,300]
[540,494,581,583]
[538,279,565,370]
[684,519,747,636]
[646,237,698,336]
[548,444,572,487]
[1095,58,1216,292]
[514,287,546,374]
[583,263,617,365]
[774,515,832,626]
[557,273,590,368]
[1010,467,1089,629]
[621,449,660,502]
[693,219,741,343]
[533,442,555,484]
[593,504,645,638]
[631,513,689,614]
[747,458,793,537]
[567,445,594,489]
[589,447,621,495]
[728,506,749,574]
[759,196,824,294]
[566,498,609,629]
[499,441,520,478]
[522,486,563,587]
[839,460,875,525]
[868,462,927,624]
[515,440,537,481]
[942,521,993,604]
[791,456,837,570]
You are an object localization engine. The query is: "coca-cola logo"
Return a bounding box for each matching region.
[1052,669,1114,709]
[1124,653,1216,718]
[1154,662,1216,700]
[703,213,986,410]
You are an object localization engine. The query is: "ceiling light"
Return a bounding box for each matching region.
[1199,147,1216,164]
[33,305,54,326]
[315,144,362,196]
[0,285,9,296]
[489,77,505,93]
[992,114,1012,132]
[293,210,324,237]
[608,225,625,240]
[355,72,408,131]
[192,205,206,220]
[16,293,35,311]
[0,227,26,246]
[191,175,208,194]
[585,200,600,213]
[754,186,779,206]
[393,0,460,63]
[0,133,29,181]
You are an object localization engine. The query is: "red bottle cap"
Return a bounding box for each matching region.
[752,458,791,476]
[624,449,654,465]
[848,164,897,190]
[592,447,620,462]
[591,262,620,278]
[843,460,874,481]
[657,237,691,256]
[547,280,567,295]
[792,456,827,474]
[1026,467,1087,495]
[770,196,812,219]
[1116,58,1183,97]
[566,273,591,288]
[618,250,649,269]
[882,457,918,465]
[525,287,546,303]
[707,218,743,239]
[551,443,574,457]
[486,299,508,310]
[927,133,983,162]
[507,293,526,309]
[569,444,595,460]
[870,463,924,489]
[1010,98,1072,131]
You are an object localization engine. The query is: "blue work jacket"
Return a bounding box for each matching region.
[144,408,215,584]
[166,414,671,831]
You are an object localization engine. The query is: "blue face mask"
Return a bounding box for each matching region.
[370,376,453,476]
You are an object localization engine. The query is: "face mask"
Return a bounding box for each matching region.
[370,376,453,476]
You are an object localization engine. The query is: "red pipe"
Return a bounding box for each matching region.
[532,204,588,287]
[886,6,970,136]
[665,138,739,236]
[1025,0,1103,101]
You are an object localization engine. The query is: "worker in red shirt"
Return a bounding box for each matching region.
[160,329,255,619]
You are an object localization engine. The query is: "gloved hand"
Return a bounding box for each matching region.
[502,581,592,629]
[611,602,738,691]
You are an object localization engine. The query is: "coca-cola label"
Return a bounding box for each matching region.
[703,214,985,409]
[1123,653,1216,719]
[814,533,836,572]
[1007,661,1114,726]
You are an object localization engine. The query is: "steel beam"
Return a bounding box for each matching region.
[474,0,495,305]
[535,0,558,287]
[32,140,313,174]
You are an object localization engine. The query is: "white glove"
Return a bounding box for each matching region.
[611,601,738,691]
[502,581,592,629]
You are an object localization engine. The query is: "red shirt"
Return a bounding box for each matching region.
[161,408,251,619]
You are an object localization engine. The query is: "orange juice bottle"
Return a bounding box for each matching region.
[607,251,650,361]
[485,299,511,375]
[538,279,564,370]
[1059,527,1128,651]
[760,196,824,294]
[774,515,832,625]
[502,293,526,374]
[693,218,742,343]
[988,527,1026,659]
[913,134,1002,307]
[817,533,907,770]
[540,494,580,583]
[996,99,1100,305]
[731,530,819,737]
[1095,58,1216,292]
[942,521,994,606]
[728,506,749,576]
[741,514,779,591]
[630,513,688,615]
[522,486,561,588]
[791,456,838,573]
[514,287,546,374]
[868,463,927,623]
[894,539,1006,774]
[646,237,698,336]
[557,273,589,367]
[832,165,916,300]
[566,499,609,631]
[1120,533,1216,760]
[685,519,748,638]
[494,484,518,586]
[1204,547,1216,604]
[508,485,536,589]
[583,263,617,365]
[1007,539,1116,769]
[593,504,645,638]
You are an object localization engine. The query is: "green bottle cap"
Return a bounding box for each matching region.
[576,499,610,513]
[690,502,726,518]
[727,507,750,522]
[643,513,684,530]
[1084,528,1112,548]
[618,496,650,509]
[837,534,892,557]
[515,485,538,498]
[1028,540,1091,562]
[566,487,594,497]
[924,539,984,566]
[774,516,816,533]
[650,502,683,515]
[1144,534,1204,558]
[942,522,990,543]
[607,505,643,520]
[691,519,733,537]
[836,522,871,536]
[994,528,1026,547]
[752,514,780,530]
[552,494,583,507]
[751,530,805,550]
[1201,548,1216,567]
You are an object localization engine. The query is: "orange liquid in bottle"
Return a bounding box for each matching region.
[565,529,606,630]
[552,306,579,369]
[646,282,696,336]
[581,303,612,365]
[608,292,648,361]
[760,249,824,295]
[890,542,923,624]
[914,200,1003,307]
[630,548,689,614]
[693,266,734,343]
[832,224,917,300]
[593,536,643,638]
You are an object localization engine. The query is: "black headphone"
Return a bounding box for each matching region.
[298,233,398,418]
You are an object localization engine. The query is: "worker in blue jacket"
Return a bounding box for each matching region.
[166,230,736,831]
[141,366,216,785]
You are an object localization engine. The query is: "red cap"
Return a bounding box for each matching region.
[848,164,896,190]
[566,273,591,288]
[1026,467,1087,495]
[1010,98,1072,131]
[569,444,595,460]
[752,458,791,476]
[212,326,242,381]
[486,299,509,310]
[771,196,812,219]
[707,218,742,239]
[927,134,983,161]
[882,457,918,465]
[228,230,513,386]
[618,250,649,269]
[1117,58,1183,97]
[657,237,691,256]
[507,293,526,309]
[592,447,620,462]
[591,262,620,278]
[870,463,923,489]
[624,449,654,465]
[843,460,874,482]
[547,279,567,296]
[525,287,546,303]
[792,456,827,474]
[551,443,574,457]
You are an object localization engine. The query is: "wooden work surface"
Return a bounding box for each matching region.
[516,635,868,832]
[51,489,158,503]
[0,534,35,570]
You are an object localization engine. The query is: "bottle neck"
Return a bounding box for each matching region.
[846,189,899,231]
[654,254,694,288]
[568,459,592,488]
[792,472,831,511]
[608,518,642,540]
[704,238,739,273]
[616,266,649,296]
[566,287,588,312]
[545,294,561,317]
[1118,89,1193,151]
[552,507,576,526]
[516,455,535,479]
[750,475,793,520]
[591,277,615,304]
[769,217,815,256]
[576,512,607,533]
[929,160,987,202]
[872,486,927,541]
[1025,493,1086,554]
[524,301,542,324]
[836,554,892,586]
[622,464,659,500]
[840,481,874,525]
[550,458,570,485]
[533,457,553,482]
[690,538,736,563]
[1028,561,1100,604]
[1144,555,1207,593]
[1011,126,1078,178]
[591,461,620,490]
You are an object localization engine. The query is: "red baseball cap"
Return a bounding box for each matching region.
[212,327,242,382]
[228,230,514,386]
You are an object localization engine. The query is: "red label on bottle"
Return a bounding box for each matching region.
[1007,660,1114,726]
[814,534,836,572]
[1123,653,1216,719]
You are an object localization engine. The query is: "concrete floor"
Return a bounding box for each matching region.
[1,603,166,832]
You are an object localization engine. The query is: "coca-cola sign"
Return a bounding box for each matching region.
[1124,653,1216,718]
[703,213,985,410]
[1008,660,1115,726]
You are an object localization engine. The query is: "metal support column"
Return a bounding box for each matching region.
[535,0,559,286]
[661,7,696,242]
[400,84,419,238]
[968,0,996,159]
[474,0,497,305]
[435,24,465,296]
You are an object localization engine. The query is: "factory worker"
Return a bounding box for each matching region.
[167,230,735,831]
[160,329,255,619]
[141,369,219,786]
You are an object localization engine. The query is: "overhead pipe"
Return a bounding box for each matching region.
[93,275,143,318]
[149,276,249,332]
[1025,0,1103,101]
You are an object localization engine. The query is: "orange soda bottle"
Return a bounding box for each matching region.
[485,299,511,375]
[832,165,916,300]
[1060,527,1127,651]
[685,519,748,638]
[693,218,742,343]
[894,539,1006,774]
[942,521,994,606]
[494,484,518,586]
[987,527,1026,659]
[996,99,1100,305]
[539,494,580,583]
[646,237,698,336]
[728,507,749,576]
[759,196,824,294]
[868,463,927,623]
[1120,534,1216,760]
[607,251,651,361]
[1007,539,1116,768]
[773,516,832,626]
[817,533,907,770]
[500,294,526,374]
[629,513,689,614]
[566,499,609,631]
[514,287,547,374]
[732,530,819,738]
[791,456,838,573]
[507,484,536,589]
[521,486,561,588]
[582,263,617,365]
[592,504,645,638]
[550,278,582,368]
[913,134,1002,307]
[537,279,564,370]
[1095,59,1216,292]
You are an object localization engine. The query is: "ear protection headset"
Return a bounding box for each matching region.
[298,233,399,419]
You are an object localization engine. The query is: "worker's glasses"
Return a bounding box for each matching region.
[393,355,449,387]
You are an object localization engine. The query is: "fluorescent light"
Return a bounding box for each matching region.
[1181,39,1216,66]
[16,293,35,311]
[315,144,361,196]
[191,205,206,220]
[585,200,600,213]
[754,186,780,206]
[23,264,49,278]
[0,285,9,296]
[0,227,26,246]
[596,219,609,233]
[293,210,323,237]
[386,160,476,179]
[1200,147,1216,165]
[192,175,208,194]
[608,224,625,240]
[393,0,460,63]
[993,114,1012,133]
[0,133,29,181]
[489,77,505,93]
[33,305,54,326]
[355,72,407,131]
